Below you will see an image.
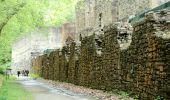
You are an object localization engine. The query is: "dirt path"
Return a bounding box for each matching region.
[16,76,97,100]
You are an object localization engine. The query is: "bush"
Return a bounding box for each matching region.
[155,96,165,100]
[30,74,40,80]
[0,67,5,74]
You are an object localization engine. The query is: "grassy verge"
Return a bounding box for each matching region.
[0,75,3,88]
[30,73,41,80]
[0,75,33,100]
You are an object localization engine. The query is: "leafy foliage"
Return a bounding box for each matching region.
[155,96,165,100]
[0,67,5,74]
[0,0,79,65]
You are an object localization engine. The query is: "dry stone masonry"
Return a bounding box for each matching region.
[32,7,170,100]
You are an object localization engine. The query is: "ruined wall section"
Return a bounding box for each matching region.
[84,0,96,29]
[48,51,55,80]
[31,56,43,76]
[101,25,121,90]
[94,0,118,32]
[62,23,76,43]
[32,9,170,99]
[76,0,118,39]
[41,54,49,79]
[67,42,77,84]
[58,47,69,82]
[78,35,96,86]
[120,10,170,99]
[53,50,60,81]
[75,1,86,35]
[118,0,150,21]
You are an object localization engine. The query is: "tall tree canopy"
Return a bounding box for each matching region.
[0,0,79,65]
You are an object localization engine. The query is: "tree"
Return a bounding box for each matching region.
[0,0,80,65]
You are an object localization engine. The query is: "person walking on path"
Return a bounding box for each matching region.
[17,71,21,77]
[25,70,29,77]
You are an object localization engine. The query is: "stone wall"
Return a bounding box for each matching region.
[32,10,170,99]
[75,0,169,41]
[31,56,43,76]
[117,0,169,21]
[61,22,76,43]
[95,0,119,31]
[118,0,151,21]
[75,0,118,39]
[48,51,55,80]
[119,10,170,99]
[67,42,77,83]
[75,1,86,35]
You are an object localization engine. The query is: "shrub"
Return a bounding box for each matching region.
[155,96,165,100]
[30,74,40,80]
[0,67,5,74]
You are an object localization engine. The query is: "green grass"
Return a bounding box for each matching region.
[0,76,33,100]
[0,75,3,88]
